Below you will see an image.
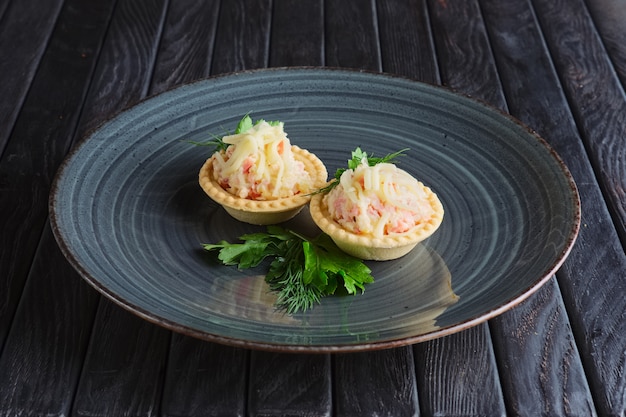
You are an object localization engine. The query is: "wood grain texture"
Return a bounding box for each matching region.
[414,327,506,416]
[482,0,626,415]
[324,0,381,70]
[248,352,332,417]
[160,335,248,417]
[0,226,99,415]
[210,0,272,75]
[0,0,64,154]
[532,0,626,244]
[334,347,419,417]
[426,0,506,107]
[149,0,220,94]
[66,1,173,415]
[0,0,116,349]
[76,0,168,138]
[72,300,171,417]
[490,280,596,416]
[376,0,439,82]
[270,0,324,67]
[0,0,115,411]
[585,0,626,88]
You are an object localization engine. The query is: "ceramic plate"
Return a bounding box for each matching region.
[50,68,580,352]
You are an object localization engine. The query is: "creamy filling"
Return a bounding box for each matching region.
[211,121,313,200]
[324,159,435,237]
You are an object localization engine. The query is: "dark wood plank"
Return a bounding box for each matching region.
[324,0,381,70]
[427,0,505,107]
[482,0,626,415]
[66,1,173,415]
[0,0,116,350]
[414,328,506,416]
[490,281,595,416]
[334,348,419,417]
[75,0,168,138]
[160,335,248,417]
[0,0,116,411]
[72,299,171,417]
[151,2,250,415]
[270,0,324,67]
[0,226,99,415]
[585,0,626,87]
[0,0,64,153]
[248,352,332,417]
[376,0,439,82]
[149,0,220,94]
[532,0,626,243]
[428,0,602,415]
[210,0,272,75]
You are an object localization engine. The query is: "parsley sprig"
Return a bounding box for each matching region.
[314,147,409,194]
[203,225,374,314]
[188,114,281,153]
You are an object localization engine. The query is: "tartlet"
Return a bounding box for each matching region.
[199,119,327,225]
[310,156,443,261]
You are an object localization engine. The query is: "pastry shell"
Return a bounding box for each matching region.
[199,146,327,225]
[309,182,444,260]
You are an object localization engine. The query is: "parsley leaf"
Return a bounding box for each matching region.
[235,113,254,134]
[308,233,373,294]
[202,226,374,314]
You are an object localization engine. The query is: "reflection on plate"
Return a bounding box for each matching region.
[204,207,459,340]
[49,68,580,352]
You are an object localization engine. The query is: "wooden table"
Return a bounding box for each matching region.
[1,0,625,415]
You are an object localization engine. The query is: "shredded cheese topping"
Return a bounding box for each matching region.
[211,121,313,200]
[324,159,436,238]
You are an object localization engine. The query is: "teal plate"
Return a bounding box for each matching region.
[49,68,580,352]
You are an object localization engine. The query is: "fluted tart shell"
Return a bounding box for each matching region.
[199,146,328,225]
[309,183,444,260]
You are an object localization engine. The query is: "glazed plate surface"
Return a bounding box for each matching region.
[50,68,580,352]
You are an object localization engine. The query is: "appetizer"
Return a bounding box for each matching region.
[310,148,443,260]
[198,115,327,225]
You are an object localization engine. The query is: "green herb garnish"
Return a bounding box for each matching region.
[314,147,409,194]
[188,114,282,153]
[203,225,374,314]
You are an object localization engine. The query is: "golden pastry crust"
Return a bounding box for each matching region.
[309,182,444,260]
[199,146,327,225]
